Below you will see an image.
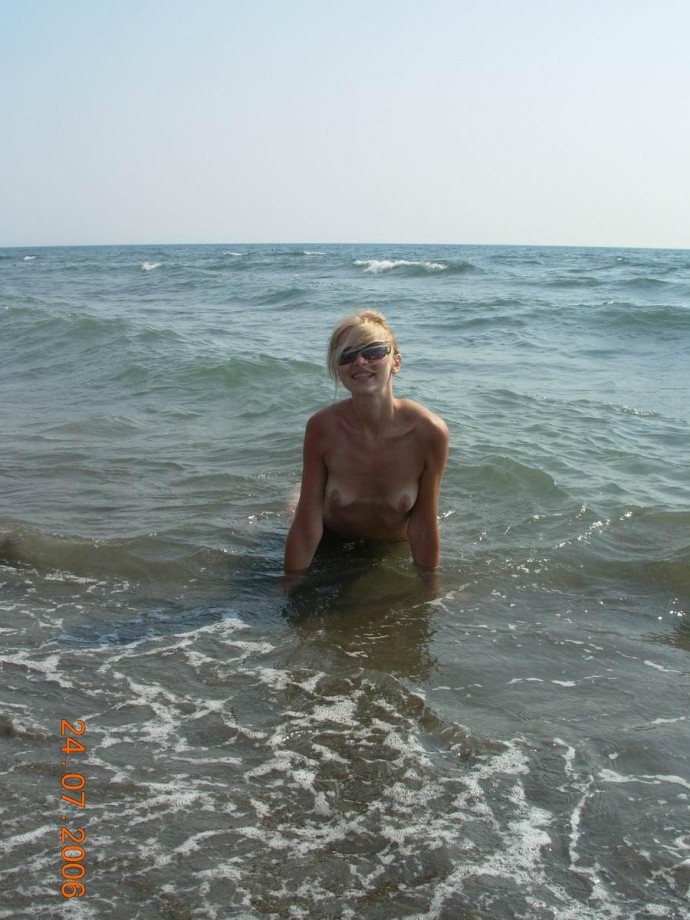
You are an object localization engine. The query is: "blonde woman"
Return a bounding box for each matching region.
[284,310,448,574]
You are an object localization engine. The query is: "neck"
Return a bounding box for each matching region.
[347,389,396,433]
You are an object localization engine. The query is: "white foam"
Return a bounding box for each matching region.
[0,649,74,688]
[44,571,98,584]
[354,258,447,274]
[644,660,680,673]
[307,697,358,725]
[140,260,161,271]
[115,676,181,744]
[252,666,292,691]
[295,672,326,693]
[600,769,690,791]
[398,741,573,919]
[311,741,348,764]
[133,783,211,814]
[0,824,52,853]
[172,829,228,857]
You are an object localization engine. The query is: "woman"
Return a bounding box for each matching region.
[284,310,449,573]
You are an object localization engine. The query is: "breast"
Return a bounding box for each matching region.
[326,479,418,514]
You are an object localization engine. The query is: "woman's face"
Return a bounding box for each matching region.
[335,331,400,393]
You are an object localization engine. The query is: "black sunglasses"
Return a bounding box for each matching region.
[338,342,392,366]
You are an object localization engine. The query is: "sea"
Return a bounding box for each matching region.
[1,243,689,920]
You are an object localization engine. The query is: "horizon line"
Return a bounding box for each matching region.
[2,240,688,253]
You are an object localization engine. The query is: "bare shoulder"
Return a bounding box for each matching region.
[302,403,342,443]
[307,401,342,425]
[397,399,449,446]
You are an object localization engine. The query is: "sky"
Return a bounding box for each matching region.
[2,0,689,249]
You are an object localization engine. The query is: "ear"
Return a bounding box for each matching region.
[392,351,402,374]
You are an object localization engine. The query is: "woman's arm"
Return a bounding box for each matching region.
[406,415,449,570]
[284,414,328,573]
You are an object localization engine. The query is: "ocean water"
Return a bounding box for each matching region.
[1,243,689,919]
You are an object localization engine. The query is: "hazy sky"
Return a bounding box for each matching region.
[2,0,689,249]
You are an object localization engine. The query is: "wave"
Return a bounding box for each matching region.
[61,601,240,647]
[3,306,126,355]
[464,454,568,500]
[0,520,283,648]
[251,285,309,306]
[0,516,285,581]
[1,305,194,393]
[353,258,476,276]
[0,522,213,583]
[596,301,690,334]
[543,502,690,561]
[281,248,327,256]
[1,294,321,400]
[596,252,686,274]
[620,276,671,291]
[545,275,603,289]
[141,260,161,271]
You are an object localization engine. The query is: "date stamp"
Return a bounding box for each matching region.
[59,719,87,898]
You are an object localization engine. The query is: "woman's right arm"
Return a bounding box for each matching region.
[283,414,327,573]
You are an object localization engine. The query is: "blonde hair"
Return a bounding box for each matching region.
[326,310,400,380]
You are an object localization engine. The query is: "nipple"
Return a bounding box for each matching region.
[329,489,342,507]
[398,494,412,512]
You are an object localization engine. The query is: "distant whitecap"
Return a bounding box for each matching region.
[354,258,447,274]
[141,261,161,271]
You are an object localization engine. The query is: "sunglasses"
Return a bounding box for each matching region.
[338,342,392,366]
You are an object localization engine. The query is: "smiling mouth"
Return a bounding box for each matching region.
[352,372,374,379]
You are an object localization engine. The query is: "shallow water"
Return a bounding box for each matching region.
[1,243,689,918]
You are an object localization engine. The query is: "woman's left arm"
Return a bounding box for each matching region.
[407,415,449,570]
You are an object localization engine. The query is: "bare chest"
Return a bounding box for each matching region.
[324,428,424,513]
